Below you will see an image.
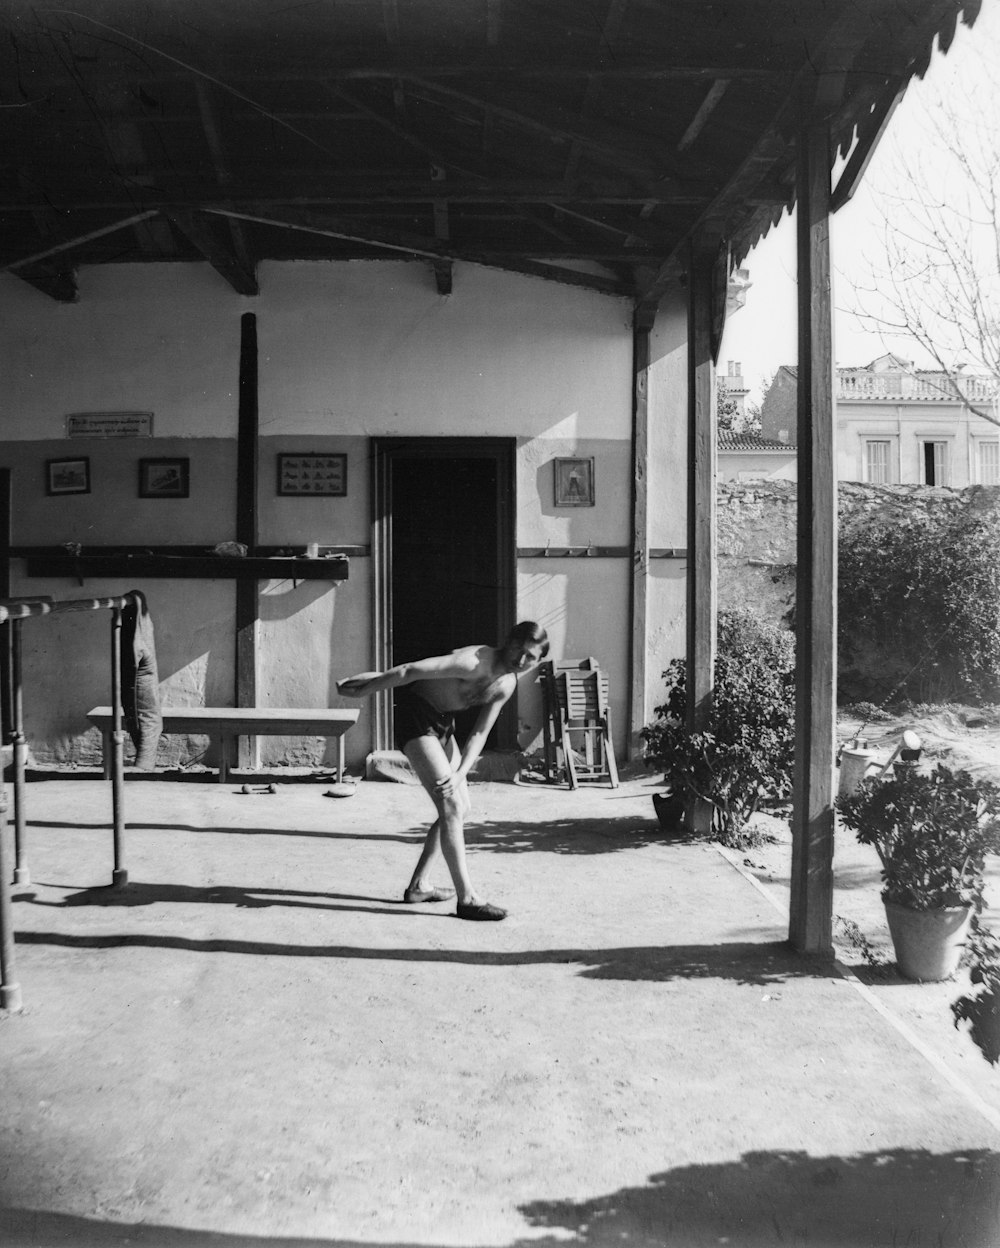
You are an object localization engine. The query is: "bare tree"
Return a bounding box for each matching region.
[845,23,1000,428]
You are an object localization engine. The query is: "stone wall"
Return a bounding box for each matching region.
[717,478,1000,627]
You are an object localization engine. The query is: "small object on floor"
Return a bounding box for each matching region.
[240,784,251,794]
[323,783,356,799]
[267,783,277,794]
[238,784,278,795]
[456,900,507,921]
[403,885,456,904]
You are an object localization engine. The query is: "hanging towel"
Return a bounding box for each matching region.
[121,590,162,769]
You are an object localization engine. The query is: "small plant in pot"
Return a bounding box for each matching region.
[836,763,1000,982]
[641,610,796,847]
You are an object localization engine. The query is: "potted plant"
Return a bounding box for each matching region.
[836,763,1000,982]
[641,610,796,846]
[952,922,1000,1064]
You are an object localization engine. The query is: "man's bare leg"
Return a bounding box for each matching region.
[403,736,505,919]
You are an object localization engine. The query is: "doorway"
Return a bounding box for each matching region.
[373,438,517,751]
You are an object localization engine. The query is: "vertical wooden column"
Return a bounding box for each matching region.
[236,312,259,770]
[686,257,717,832]
[0,469,11,748]
[628,311,653,757]
[789,124,836,954]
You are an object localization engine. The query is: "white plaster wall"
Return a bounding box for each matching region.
[256,261,632,441]
[2,259,656,769]
[0,267,246,439]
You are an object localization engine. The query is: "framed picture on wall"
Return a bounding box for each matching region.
[553,456,595,507]
[139,457,189,498]
[46,457,91,496]
[277,453,348,496]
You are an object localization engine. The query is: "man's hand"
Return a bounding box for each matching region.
[336,674,378,697]
[435,771,472,816]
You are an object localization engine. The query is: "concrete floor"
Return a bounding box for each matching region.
[1,771,999,1247]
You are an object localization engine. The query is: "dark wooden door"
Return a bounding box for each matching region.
[375,438,516,749]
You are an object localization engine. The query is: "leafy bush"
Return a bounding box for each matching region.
[952,922,1000,1065]
[835,763,1000,911]
[641,610,795,846]
[838,507,1000,705]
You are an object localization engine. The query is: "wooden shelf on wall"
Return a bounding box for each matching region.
[13,546,351,582]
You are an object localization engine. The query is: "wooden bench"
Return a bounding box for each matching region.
[87,706,359,784]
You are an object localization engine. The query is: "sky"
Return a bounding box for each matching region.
[719,1,1000,404]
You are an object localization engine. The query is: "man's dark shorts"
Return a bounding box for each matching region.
[394,689,456,751]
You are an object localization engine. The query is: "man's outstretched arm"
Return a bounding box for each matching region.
[337,649,480,698]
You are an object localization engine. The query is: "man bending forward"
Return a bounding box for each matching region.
[337,621,549,920]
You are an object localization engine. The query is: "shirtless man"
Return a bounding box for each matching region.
[337,621,549,920]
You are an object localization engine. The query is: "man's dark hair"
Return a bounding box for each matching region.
[507,620,550,658]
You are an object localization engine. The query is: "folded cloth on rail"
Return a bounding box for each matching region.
[121,590,162,769]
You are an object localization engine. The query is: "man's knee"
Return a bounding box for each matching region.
[436,787,465,823]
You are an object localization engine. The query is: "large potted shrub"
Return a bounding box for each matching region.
[641,610,796,847]
[836,763,1000,982]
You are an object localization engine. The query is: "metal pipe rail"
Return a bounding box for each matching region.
[1,590,141,1013]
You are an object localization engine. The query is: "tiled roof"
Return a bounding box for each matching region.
[718,431,795,451]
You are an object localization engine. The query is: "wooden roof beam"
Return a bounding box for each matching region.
[202,206,631,296]
[13,262,78,303]
[163,208,258,296]
[195,81,258,288]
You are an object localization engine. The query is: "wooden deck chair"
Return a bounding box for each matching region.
[552,667,620,790]
[539,658,598,782]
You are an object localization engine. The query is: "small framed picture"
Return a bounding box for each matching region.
[139,457,189,499]
[277,453,347,496]
[553,456,595,507]
[46,457,91,496]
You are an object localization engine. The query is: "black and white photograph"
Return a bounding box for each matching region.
[3,4,1000,1246]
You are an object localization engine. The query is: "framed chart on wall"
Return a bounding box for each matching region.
[46,457,91,496]
[277,453,348,496]
[139,457,189,498]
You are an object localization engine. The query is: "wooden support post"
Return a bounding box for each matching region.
[236,312,259,770]
[789,123,836,955]
[0,786,22,1012]
[686,256,717,833]
[1,468,10,747]
[628,310,653,758]
[10,621,28,885]
[110,607,127,886]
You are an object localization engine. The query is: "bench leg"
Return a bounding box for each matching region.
[338,735,345,784]
[218,735,230,784]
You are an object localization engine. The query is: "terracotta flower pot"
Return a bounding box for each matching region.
[884,901,973,982]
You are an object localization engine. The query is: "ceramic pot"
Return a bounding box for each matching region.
[884,900,973,982]
[652,790,685,830]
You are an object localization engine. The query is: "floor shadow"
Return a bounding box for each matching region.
[20,882,410,914]
[465,814,682,855]
[25,819,421,845]
[11,935,835,983]
[3,1148,997,1247]
[513,1147,1000,1247]
[0,1207,424,1247]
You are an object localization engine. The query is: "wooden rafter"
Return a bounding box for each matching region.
[163,208,258,296]
[202,206,631,295]
[194,81,258,291]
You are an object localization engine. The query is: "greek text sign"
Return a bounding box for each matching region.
[66,412,154,438]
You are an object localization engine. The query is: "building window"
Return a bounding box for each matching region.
[865,440,891,483]
[977,440,999,485]
[922,440,948,485]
